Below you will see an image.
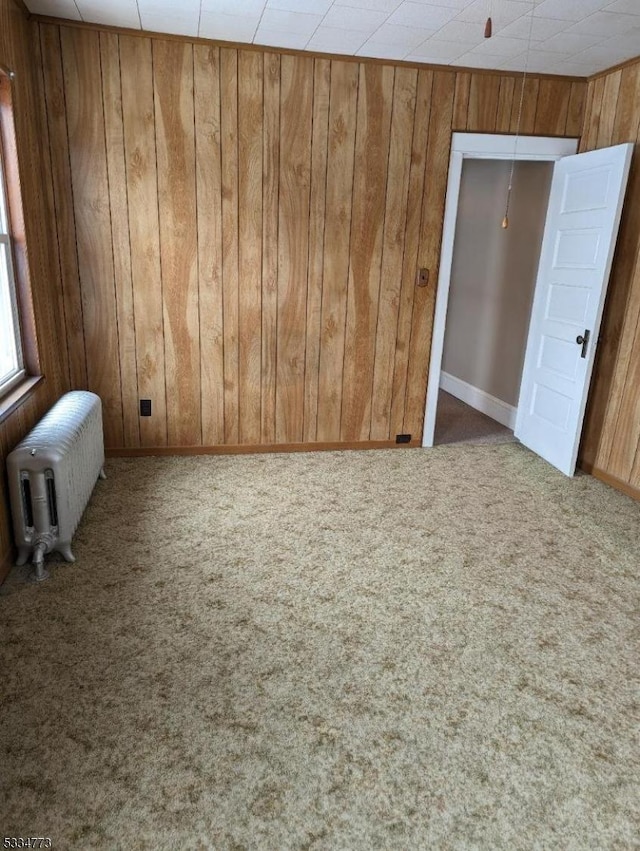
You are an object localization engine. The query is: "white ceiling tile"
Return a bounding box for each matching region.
[604,0,640,14]
[496,53,530,70]
[199,11,261,41]
[22,0,636,73]
[26,0,81,18]
[253,27,311,48]
[388,2,459,29]
[334,0,402,12]
[357,41,410,59]
[138,12,200,35]
[538,31,602,53]
[432,18,485,41]
[366,23,435,47]
[453,50,509,68]
[410,37,473,59]
[260,8,323,35]
[606,30,640,54]
[455,0,531,28]
[549,58,600,75]
[470,35,532,55]
[322,5,389,31]
[75,0,139,28]
[410,0,474,7]
[306,25,369,52]
[201,0,265,14]
[531,0,609,22]
[498,14,570,40]
[266,0,332,14]
[568,11,640,37]
[138,0,200,11]
[516,47,571,71]
[572,40,638,64]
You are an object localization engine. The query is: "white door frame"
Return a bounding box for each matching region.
[421,132,579,448]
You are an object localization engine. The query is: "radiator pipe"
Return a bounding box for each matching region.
[30,529,56,583]
[32,540,50,583]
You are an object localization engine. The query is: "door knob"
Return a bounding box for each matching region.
[576,329,590,359]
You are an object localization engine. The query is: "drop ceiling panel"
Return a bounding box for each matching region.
[23,0,640,76]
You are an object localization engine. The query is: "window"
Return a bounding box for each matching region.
[0,65,40,413]
[0,127,24,396]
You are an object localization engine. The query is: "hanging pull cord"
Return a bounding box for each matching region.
[503,0,537,229]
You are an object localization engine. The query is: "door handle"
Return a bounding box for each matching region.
[576,329,591,359]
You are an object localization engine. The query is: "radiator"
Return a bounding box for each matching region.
[7,391,106,581]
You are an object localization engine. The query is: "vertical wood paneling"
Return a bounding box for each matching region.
[120,34,167,447]
[32,22,586,461]
[389,69,433,438]
[100,32,139,448]
[452,71,470,131]
[582,76,605,151]
[39,24,87,390]
[565,81,586,137]
[468,73,500,133]
[596,70,622,148]
[371,67,416,441]
[612,65,640,143]
[220,47,239,445]
[510,78,539,134]
[61,27,123,449]
[34,27,69,397]
[276,54,313,443]
[404,70,455,438]
[238,49,263,444]
[341,63,394,441]
[194,44,224,446]
[578,60,640,498]
[303,57,330,443]
[154,40,200,447]
[261,51,280,444]
[316,60,359,442]
[534,79,571,135]
[496,76,515,133]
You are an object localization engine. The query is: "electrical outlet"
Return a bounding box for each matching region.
[140,399,152,417]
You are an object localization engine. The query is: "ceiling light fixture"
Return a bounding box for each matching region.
[502,0,538,229]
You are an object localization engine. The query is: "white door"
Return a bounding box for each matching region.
[515,143,633,476]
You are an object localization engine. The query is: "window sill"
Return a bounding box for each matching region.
[0,374,43,424]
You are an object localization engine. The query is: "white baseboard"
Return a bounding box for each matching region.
[440,371,517,430]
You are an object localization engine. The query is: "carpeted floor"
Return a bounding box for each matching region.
[435,390,517,446]
[1,444,639,850]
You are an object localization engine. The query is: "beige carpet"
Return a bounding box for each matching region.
[435,390,517,446]
[1,444,639,850]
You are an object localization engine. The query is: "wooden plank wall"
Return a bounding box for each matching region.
[579,59,640,496]
[37,22,584,454]
[0,0,70,576]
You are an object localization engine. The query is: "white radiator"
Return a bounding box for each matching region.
[7,391,106,581]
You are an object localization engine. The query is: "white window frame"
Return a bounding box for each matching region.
[0,116,25,399]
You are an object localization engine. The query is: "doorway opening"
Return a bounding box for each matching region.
[434,157,553,447]
[422,133,579,450]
